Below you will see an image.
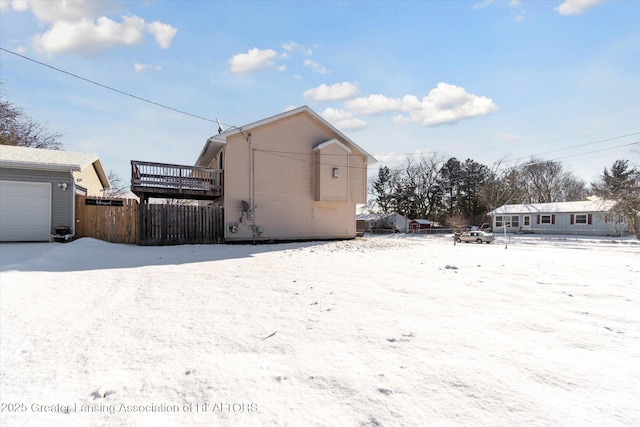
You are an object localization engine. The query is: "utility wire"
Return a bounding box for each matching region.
[507,132,639,164]
[2,47,636,172]
[0,47,231,127]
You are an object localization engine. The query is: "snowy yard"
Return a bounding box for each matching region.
[1,234,638,426]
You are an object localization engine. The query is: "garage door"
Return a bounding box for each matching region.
[0,181,52,242]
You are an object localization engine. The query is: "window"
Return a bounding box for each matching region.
[524,216,530,226]
[541,215,552,224]
[510,215,519,228]
[571,213,592,225]
[575,214,587,224]
[495,216,503,227]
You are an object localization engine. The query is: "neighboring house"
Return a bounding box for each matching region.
[195,106,377,242]
[409,219,432,233]
[0,145,110,242]
[488,198,629,236]
[356,213,410,233]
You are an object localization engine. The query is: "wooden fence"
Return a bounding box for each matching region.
[75,196,139,244]
[138,203,224,246]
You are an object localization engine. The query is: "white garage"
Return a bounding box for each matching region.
[0,181,52,242]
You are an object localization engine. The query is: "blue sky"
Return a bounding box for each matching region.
[1,0,638,187]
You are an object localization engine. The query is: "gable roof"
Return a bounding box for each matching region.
[356,213,409,221]
[196,106,377,166]
[488,199,617,215]
[410,219,432,225]
[0,145,110,188]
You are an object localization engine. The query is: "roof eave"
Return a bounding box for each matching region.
[0,161,83,172]
[204,106,378,165]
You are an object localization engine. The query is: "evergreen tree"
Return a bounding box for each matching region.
[592,160,640,238]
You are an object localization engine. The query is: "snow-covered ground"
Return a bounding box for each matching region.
[1,234,638,426]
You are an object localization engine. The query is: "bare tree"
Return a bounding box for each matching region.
[521,158,586,203]
[480,159,526,212]
[103,170,130,198]
[163,198,198,206]
[394,154,443,219]
[1,85,63,150]
[447,212,469,232]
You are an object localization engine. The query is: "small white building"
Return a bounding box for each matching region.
[488,199,629,236]
[356,213,409,233]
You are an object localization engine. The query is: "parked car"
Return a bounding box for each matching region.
[456,230,495,244]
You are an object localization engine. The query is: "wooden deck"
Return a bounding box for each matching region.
[131,160,223,201]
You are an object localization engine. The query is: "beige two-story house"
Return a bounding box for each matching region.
[195,106,377,242]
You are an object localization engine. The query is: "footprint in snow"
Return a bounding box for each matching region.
[90,388,115,400]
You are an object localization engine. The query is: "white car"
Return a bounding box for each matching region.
[456,231,495,244]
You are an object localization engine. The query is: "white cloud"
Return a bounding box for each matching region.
[373,150,434,164]
[282,41,298,52]
[7,0,177,55]
[345,83,497,127]
[556,0,605,15]
[33,16,146,55]
[282,40,312,55]
[473,0,493,10]
[7,0,120,22]
[512,11,527,22]
[277,65,287,72]
[345,94,407,115]
[303,59,328,75]
[321,108,367,130]
[304,82,359,101]
[146,21,177,49]
[229,48,278,74]
[500,132,522,141]
[134,63,161,72]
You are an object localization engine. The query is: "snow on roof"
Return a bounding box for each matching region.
[489,199,617,215]
[356,213,409,221]
[0,145,100,171]
[410,219,432,224]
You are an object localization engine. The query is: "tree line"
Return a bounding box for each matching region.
[368,153,640,238]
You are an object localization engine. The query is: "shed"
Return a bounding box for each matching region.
[0,145,110,241]
[409,219,432,233]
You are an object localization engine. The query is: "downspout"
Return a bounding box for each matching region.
[69,168,76,240]
[248,134,252,213]
[347,152,350,201]
[248,132,255,225]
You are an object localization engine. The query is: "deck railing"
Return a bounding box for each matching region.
[131,160,223,196]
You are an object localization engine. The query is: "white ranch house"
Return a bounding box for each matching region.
[488,199,629,236]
